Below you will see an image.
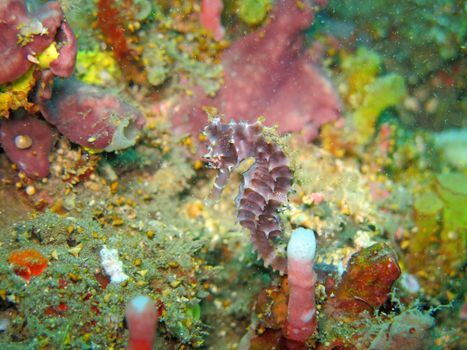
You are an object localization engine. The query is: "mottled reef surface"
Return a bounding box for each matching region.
[0,1,465,349]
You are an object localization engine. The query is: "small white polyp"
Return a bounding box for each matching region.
[287,228,316,261]
[100,245,129,284]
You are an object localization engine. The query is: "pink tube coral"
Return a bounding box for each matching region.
[285,228,318,345]
[200,0,225,41]
[125,295,158,350]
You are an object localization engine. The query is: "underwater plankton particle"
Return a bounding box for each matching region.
[14,134,32,149]
[8,248,48,282]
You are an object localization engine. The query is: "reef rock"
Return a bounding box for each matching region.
[326,243,401,317]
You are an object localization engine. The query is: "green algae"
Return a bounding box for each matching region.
[353,73,406,143]
[341,47,382,95]
[412,191,444,254]
[0,206,211,348]
[436,172,467,270]
[237,0,271,26]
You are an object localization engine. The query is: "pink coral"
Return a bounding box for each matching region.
[285,228,318,347]
[0,1,144,179]
[200,0,225,41]
[0,110,54,179]
[125,295,158,350]
[38,79,145,151]
[172,0,340,141]
[0,0,76,85]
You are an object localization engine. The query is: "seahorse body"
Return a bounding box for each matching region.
[203,118,292,272]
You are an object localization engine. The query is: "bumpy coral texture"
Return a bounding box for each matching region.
[38,79,145,151]
[172,0,340,141]
[0,0,76,86]
[204,118,292,272]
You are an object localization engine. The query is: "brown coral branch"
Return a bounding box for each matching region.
[203,118,292,272]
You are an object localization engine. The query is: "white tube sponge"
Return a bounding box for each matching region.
[285,228,318,344]
[287,227,317,261]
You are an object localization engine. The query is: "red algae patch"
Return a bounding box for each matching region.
[8,248,48,282]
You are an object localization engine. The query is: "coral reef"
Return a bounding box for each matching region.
[0,69,37,118]
[324,244,400,318]
[326,47,407,145]
[433,128,467,169]
[0,0,145,178]
[242,243,403,350]
[0,0,464,349]
[8,248,48,282]
[325,0,466,130]
[237,0,271,26]
[362,309,435,350]
[95,0,147,85]
[200,0,225,40]
[0,0,76,85]
[0,0,77,117]
[285,228,317,347]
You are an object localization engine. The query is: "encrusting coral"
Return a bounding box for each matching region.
[38,79,145,152]
[0,110,54,178]
[171,0,341,141]
[0,0,145,178]
[0,0,76,88]
[0,0,77,119]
